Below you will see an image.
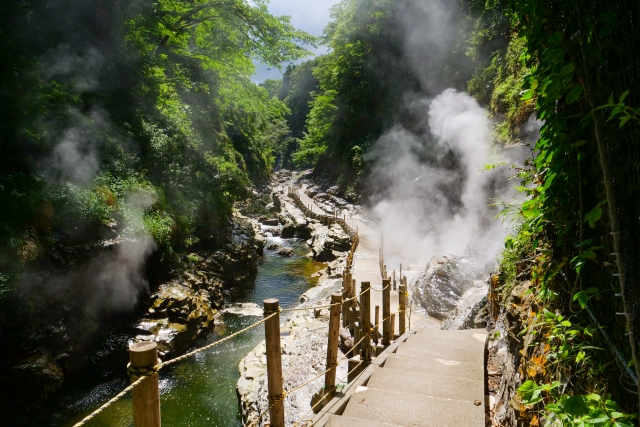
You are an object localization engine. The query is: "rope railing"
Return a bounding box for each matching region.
[72,310,280,427]
[74,185,411,427]
[250,309,405,427]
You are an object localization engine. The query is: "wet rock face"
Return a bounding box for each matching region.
[274,194,310,239]
[306,223,351,262]
[131,213,263,357]
[411,254,480,320]
[139,283,220,357]
[10,353,64,400]
[485,280,535,426]
[442,280,489,330]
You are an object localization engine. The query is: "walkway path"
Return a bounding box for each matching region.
[294,184,488,427]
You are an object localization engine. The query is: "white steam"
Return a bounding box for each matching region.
[42,44,105,92]
[28,45,159,320]
[82,191,158,318]
[368,89,511,267]
[40,108,108,185]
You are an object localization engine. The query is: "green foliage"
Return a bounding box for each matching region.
[469,35,534,143]
[519,381,635,427]
[479,0,640,417]
[292,0,439,176]
[0,0,315,301]
[293,89,336,166]
[595,91,640,128]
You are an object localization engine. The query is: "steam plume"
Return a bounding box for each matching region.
[368,89,510,268]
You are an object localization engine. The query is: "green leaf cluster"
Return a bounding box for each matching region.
[0,0,314,299]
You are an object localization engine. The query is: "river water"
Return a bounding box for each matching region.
[46,236,322,427]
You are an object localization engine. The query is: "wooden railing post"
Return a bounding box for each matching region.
[382,279,391,346]
[399,281,407,336]
[263,298,284,427]
[374,305,380,344]
[129,342,161,427]
[325,293,342,400]
[390,313,396,341]
[342,287,350,328]
[353,322,361,354]
[351,279,357,309]
[360,282,372,362]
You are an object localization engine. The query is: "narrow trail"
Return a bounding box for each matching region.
[295,184,434,332]
[294,184,487,427]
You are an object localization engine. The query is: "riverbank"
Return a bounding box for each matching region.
[3,169,331,425]
[237,278,348,427]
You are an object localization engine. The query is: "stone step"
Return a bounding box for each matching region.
[340,387,485,427]
[326,414,403,427]
[405,333,486,351]
[416,327,487,338]
[395,341,484,366]
[383,353,480,379]
[367,367,484,402]
[413,328,487,344]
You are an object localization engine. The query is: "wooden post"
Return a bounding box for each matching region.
[382,279,391,346]
[129,342,161,427]
[399,282,407,336]
[393,269,396,290]
[263,298,284,427]
[360,282,372,362]
[342,288,350,328]
[374,305,380,344]
[390,313,396,341]
[351,279,357,309]
[325,293,342,398]
[348,307,356,334]
[353,322,361,355]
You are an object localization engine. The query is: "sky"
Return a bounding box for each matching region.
[252,0,342,83]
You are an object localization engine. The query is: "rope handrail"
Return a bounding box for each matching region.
[75,186,380,427]
[248,309,404,427]
[72,310,280,427]
[72,287,369,426]
[290,310,405,427]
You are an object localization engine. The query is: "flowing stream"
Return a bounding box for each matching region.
[47,235,323,427]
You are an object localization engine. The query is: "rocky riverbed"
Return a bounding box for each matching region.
[237,279,348,427]
[132,212,266,358]
[1,210,267,414]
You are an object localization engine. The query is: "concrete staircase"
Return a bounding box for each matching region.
[314,327,488,427]
[292,186,487,426]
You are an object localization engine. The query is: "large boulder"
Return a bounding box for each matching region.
[306,223,351,262]
[276,247,295,257]
[307,223,334,261]
[140,283,219,357]
[411,254,478,320]
[275,195,309,239]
